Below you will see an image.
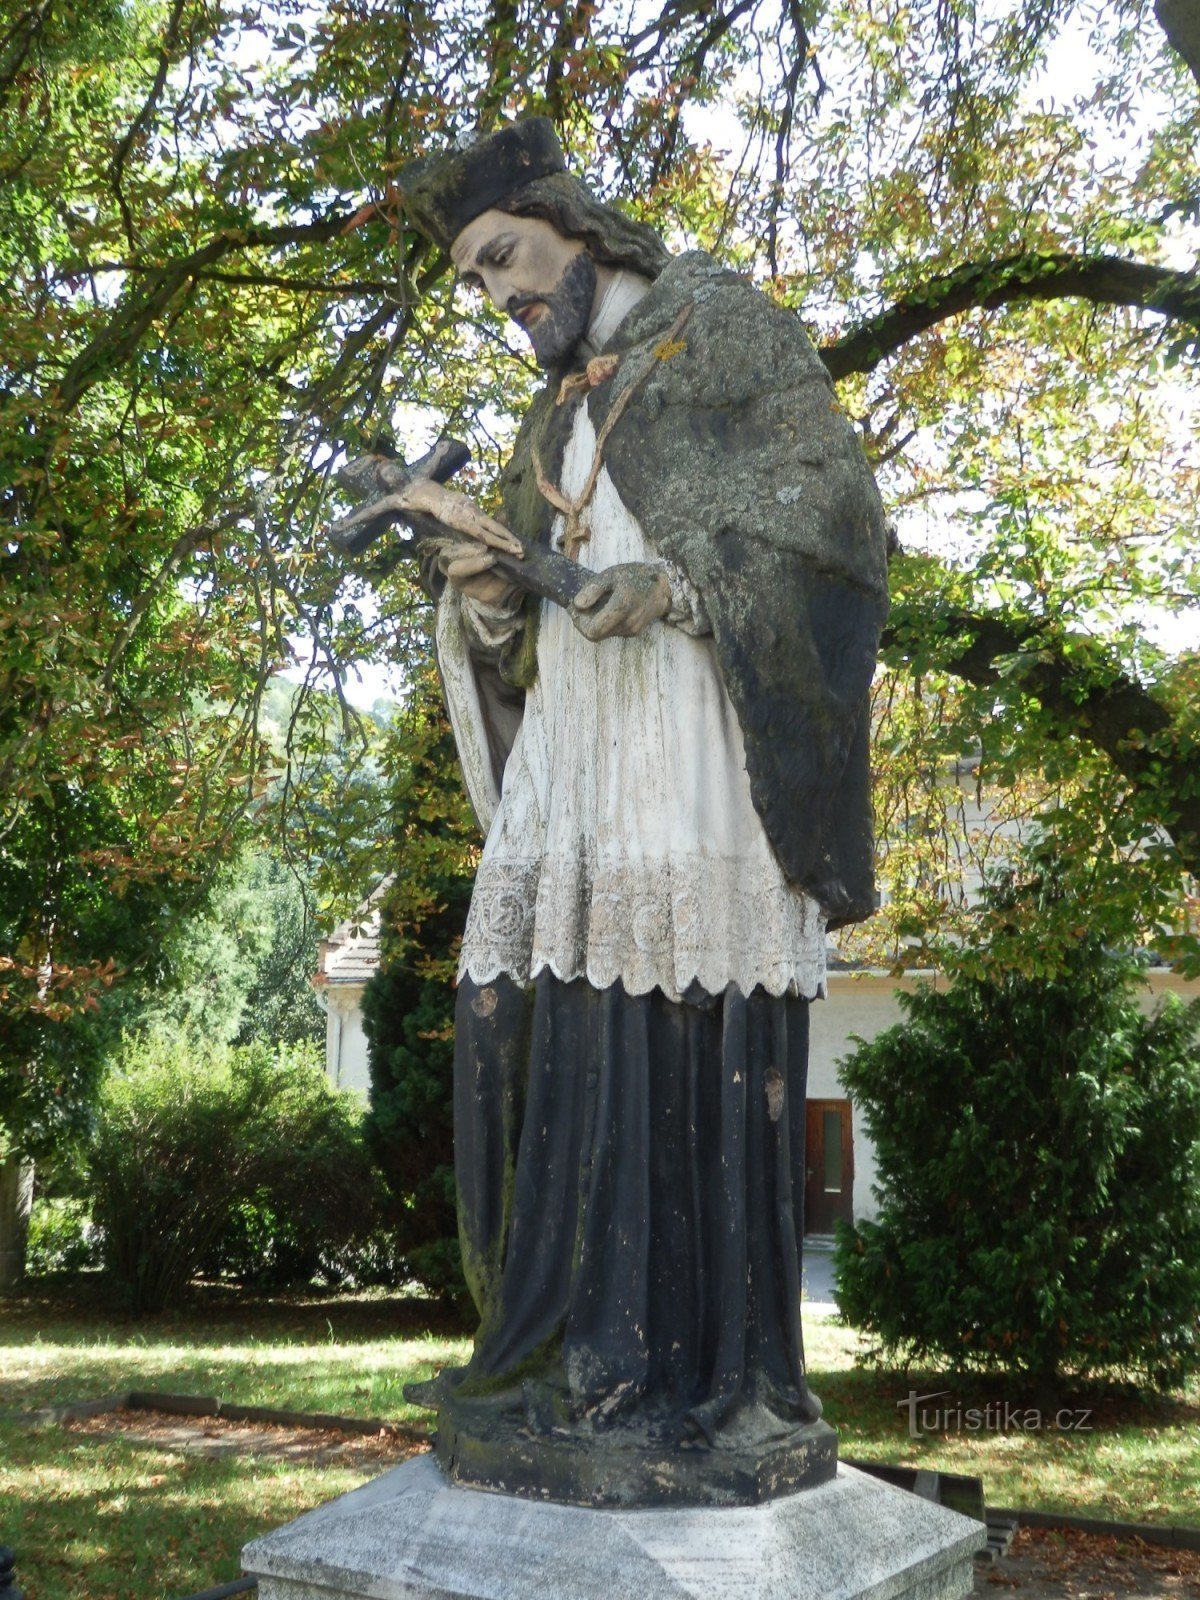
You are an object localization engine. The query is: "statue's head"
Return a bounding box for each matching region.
[399,119,670,369]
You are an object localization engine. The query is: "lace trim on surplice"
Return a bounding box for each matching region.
[458,853,826,1002]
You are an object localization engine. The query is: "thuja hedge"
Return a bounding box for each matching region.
[836,907,1200,1389]
[361,879,472,1315]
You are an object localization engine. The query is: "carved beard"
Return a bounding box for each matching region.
[509,251,597,369]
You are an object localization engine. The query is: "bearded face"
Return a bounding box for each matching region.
[506,249,597,368]
[451,209,599,369]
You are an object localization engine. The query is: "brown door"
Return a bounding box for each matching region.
[805,1099,854,1234]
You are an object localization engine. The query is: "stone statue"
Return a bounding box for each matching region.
[393,119,890,1507]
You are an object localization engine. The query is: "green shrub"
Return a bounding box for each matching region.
[88,1035,378,1314]
[25,1197,97,1276]
[200,1181,407,1291]
[200,1189,327,1291]
[345,683,483,1316]
[316,1220,410,1290]
[360,699,476,1315]
[835,874,1200,1390]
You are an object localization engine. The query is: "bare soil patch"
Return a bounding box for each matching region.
[63,1407,428,1467]
[976,1525,1200,1597]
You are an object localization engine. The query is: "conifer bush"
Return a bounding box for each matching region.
[835,874,1200,1390]
[361,885,471,1313]
[361,694,477,1315]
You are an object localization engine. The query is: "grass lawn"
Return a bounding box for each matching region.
[3,1277,1199,1600]
[802,1315,1200,1528]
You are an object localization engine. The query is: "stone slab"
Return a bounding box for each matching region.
[242,1454,986,1600]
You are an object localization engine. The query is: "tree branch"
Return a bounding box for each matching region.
[544,0,593,120]
[822,252,1200,379]
[109,0,189,249]
[0,0,54,109]
[61,264,409,297]
[103,507,248,690]
[883,609,1200,874]
[477,0,519,124]
[55,210,361,411]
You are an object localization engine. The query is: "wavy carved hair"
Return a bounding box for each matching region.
[496,173,671,282]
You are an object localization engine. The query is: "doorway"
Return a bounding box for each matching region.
[805,1098,854,1234]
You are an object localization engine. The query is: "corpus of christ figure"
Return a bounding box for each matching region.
[388,119,889,1508]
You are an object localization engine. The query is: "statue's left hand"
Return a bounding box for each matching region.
[571,562,671,641]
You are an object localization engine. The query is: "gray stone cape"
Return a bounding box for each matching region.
[490,250,890,930]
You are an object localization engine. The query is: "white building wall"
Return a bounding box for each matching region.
[321,984,372,1097]
[809,971,947,1224]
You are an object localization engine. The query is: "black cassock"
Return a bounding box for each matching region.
[429,974,827,1504]
[453,973,814,1434]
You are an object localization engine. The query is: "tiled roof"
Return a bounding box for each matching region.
[315,881,390,988]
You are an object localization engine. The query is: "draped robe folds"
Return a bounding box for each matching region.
[423,252,888,1500]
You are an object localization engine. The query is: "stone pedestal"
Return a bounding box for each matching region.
[428,1388,838,1507]
[243,1453,986,1600]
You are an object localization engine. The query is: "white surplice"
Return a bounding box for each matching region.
[437,274,827,1004]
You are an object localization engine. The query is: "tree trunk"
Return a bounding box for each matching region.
[0,1155,34,1290]
[1157,0,1200,90]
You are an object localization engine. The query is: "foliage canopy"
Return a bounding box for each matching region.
[1,0,1197,1053]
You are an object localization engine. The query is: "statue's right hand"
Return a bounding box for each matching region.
[437,540,519,608]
